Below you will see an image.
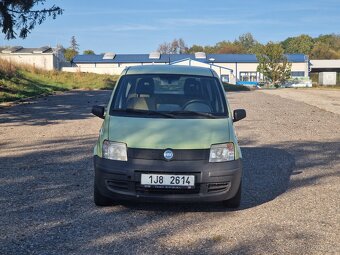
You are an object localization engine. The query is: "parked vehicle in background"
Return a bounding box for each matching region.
[284,78,312,88]
[92,65,246,208]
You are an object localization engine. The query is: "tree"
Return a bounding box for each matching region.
[63,36,79,61]
[310,34,340,59]
[70,35,79,51]
[157,38,187,54]
[256,42,292,86]
[0,0,63,39]
[314,34,340,49]
[215,41,246,54]
[237,33,257,52]
[281,34,314,55]
[157,42,171,54]
[310,42,340,59]
[186,44,204,54]
[83,49,95,55]
[64,48,77,61]
[177,38,188,53]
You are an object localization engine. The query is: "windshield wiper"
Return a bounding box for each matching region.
[112,108,175,118]
[169,111,217,119]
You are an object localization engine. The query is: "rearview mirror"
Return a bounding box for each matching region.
[92,105,105,119]
[233,109,246,122]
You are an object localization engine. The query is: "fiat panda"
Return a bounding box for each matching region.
[92,65,246,207]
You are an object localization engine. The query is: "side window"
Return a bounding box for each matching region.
[113,77,135,108]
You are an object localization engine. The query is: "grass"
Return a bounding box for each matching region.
[0,59,118,103]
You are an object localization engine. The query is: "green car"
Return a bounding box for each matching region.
[92,65,246,207]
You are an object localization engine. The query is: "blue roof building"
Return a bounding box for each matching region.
[70,52,309,85]
[73,53,307,64]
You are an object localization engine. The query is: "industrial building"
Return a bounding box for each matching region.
[69,52,310,85]
[310,59,340,85]
[0,46,65,70]
[1,46,338,85]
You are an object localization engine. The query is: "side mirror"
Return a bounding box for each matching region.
[92,105,105,119]
[233,109,246,122]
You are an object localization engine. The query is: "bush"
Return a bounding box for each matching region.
[222,82,251,91]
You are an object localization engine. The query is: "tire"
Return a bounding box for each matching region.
[94,184,113,206]
[223,182,242,208]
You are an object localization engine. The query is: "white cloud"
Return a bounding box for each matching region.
[69,24,159,33]
[161,18,239,26]
[65,9,183,16]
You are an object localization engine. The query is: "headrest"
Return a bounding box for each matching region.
[136,78,154,95]
[184,78,202,97]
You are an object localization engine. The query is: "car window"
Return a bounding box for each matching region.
[110,74,228,118]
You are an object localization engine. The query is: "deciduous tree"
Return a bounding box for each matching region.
[281,34,314,55]
[83,49,95,55]
[256,42,292,86]
[157,38,188,54]
[64,48,77,62]
[237,33,257,52]
[215,41,246,54]
[310,34,340,59]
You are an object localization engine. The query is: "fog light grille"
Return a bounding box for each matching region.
[106,180,128,191]
[207,182,231,193]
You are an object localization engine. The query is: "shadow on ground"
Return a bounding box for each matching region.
[0,90,111,126]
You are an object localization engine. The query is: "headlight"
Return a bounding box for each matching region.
[209,143,234,162]
[102,140,127,161]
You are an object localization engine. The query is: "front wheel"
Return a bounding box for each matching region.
[94,184,114,206]
[223,182,242,208]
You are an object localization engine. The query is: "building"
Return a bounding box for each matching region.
[310,59,340,85]
[69,52,309,85]
[0,46,66,70]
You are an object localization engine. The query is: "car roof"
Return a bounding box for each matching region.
[124,65,218,77]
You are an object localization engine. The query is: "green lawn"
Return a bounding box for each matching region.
[0,64,118,103]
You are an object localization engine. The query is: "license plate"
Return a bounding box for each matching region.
[141,174,195,188]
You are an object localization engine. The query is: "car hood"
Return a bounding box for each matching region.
[108,116,230,149]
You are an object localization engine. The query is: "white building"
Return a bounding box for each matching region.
[0,46,66,70]
[69,52,310,85]
[310,59,340,85]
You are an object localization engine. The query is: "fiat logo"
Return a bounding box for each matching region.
[164,149,174,160]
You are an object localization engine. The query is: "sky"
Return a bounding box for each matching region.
[1,0,339,54]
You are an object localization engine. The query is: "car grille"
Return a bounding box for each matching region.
[128,148,209,161]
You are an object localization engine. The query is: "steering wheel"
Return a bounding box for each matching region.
[182,99,212,112]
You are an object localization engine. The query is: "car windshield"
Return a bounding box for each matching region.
[110,74,228,118]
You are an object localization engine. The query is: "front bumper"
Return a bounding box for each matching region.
[94,155,242,203]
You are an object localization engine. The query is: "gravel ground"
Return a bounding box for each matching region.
[260,88,340,115]
[0,90,339,255]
